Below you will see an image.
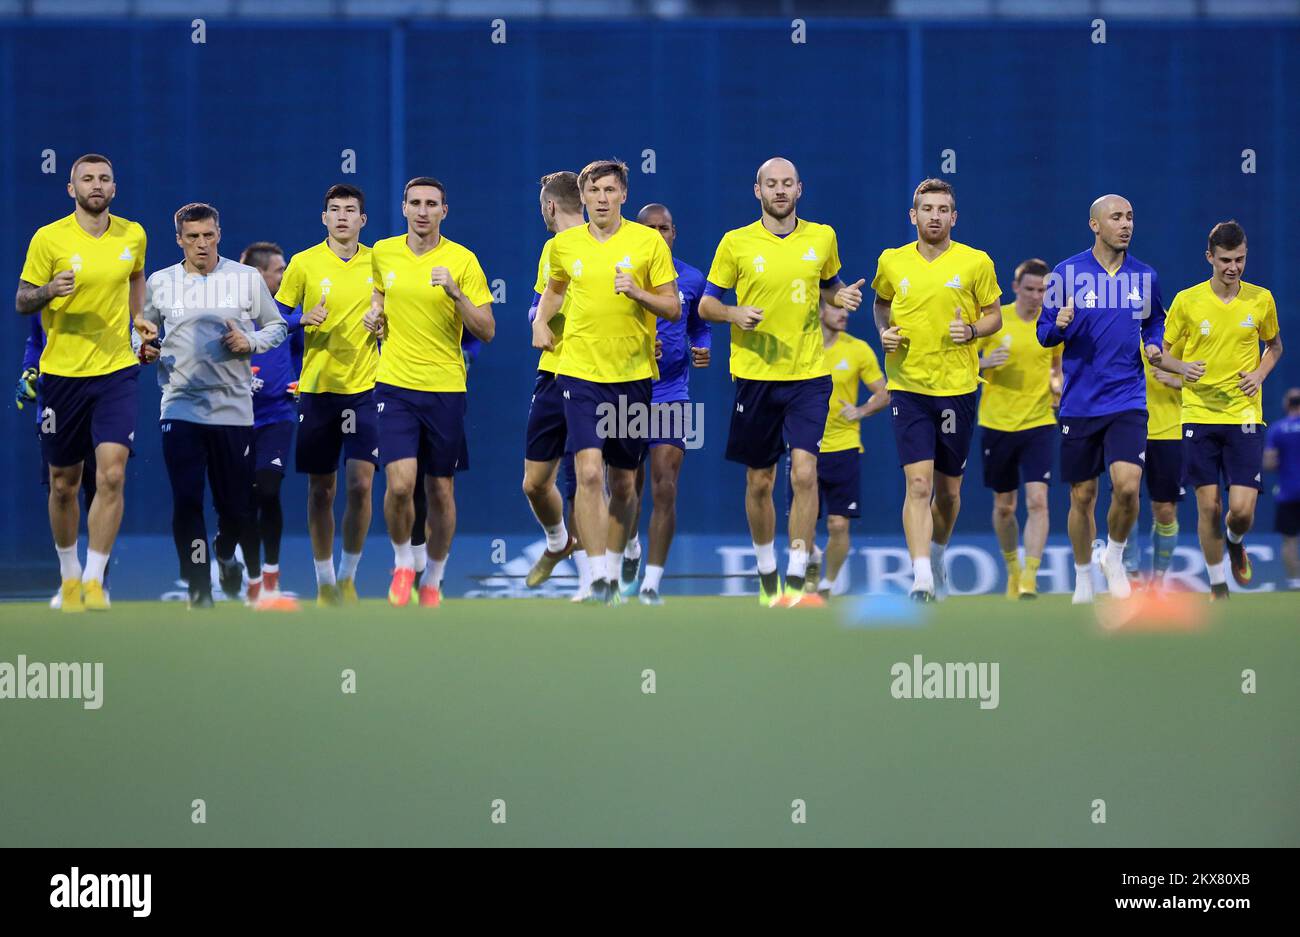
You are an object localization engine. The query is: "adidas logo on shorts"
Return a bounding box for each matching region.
[271,457,282,467]
[1139,450,1146,461]
[372,448,379,458]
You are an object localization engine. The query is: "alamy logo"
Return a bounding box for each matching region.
[1043,267,1155,319]
[890,654,999,710]
[0,655,103,710]
[596,396,705,449]
[49,867,150,917]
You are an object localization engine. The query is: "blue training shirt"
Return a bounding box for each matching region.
[1036,248,1165,419]
[251,302,303,428]
[1266,414,1300,503]
[653,259,710,404]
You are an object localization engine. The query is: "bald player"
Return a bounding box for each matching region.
[701,157,863,607]
[1037,195,1183,603]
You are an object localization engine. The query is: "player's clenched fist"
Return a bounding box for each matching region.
[1182,359,1206,383]
[222,319,252,355]
[429,266,461,299]
[48,269,76,298]
[1055,301,1075,330]
[613,270,635,296]
[690,346,710,368]
[834,278,865,312]
[948,308,972,344]
[133,316,158,343]
[731,306,763,331]
[532,317,554,352]
[880,325,904,353]
[363,304,386,337]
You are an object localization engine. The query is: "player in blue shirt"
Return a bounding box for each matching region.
[616,204,712,604]
[1264,387,1300,590]
[1036,194,1184,603]
[242,242,303,601]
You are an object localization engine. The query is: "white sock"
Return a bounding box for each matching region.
[83,549,109,585]
[912,556,934,591]
[426,556,446,589]
[411,542,428,576]
[314,557,336,586]
[810,544,823,565]
[544,522,568,553]
[1226,527,1243,545]
[263,563,279,575]
[605,550,622,583]
[787,547,809,580]
[754,541,777,575]
[623,537,641,560]
[574,550,592,591]
[339,551,361,581]
[642,564,664,593]
[1074,563,1092,585]
[818,577,833,593]
[56,544,81,581]
[930,541,946,566]
[392,540,414,571]
[1106,537,1126,565]
[1207,558,1227,585]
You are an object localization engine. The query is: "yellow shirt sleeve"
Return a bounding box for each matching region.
[1260,291,1279,342]
[371,250,386,294]
[548,238,570,284]
[1163,297,1185,345]
[705,233,737,290]
[860,341,883,384]
[132,226,147,275]
[870,251,894,302]
[533,243,550,293]
[974,254,1001,308]
[275,257,305,309]
[19,229,54,287]
[647,233,675,288]
[822,229,842,281]
[460,254,493,307]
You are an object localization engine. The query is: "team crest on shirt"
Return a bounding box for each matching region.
[384,270,396,289]
[944,275,961,288]
[752,255,766,273]
[119,247,134,261]
[898,277,910,297]
[834,359,849,370]
[320,277,332,296]
[70,254,83,274]
[1127,286,1142,304]
[572,260,583,277]
[802,247,818,262]
[1082,290,1097,308]
[1199,319,1211,336]
[1240,313,1255,329]
[616,255,632,270]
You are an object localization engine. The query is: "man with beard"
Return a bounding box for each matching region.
[872,178,1002,602]
[16,154,147,612]
[700,157,864,607]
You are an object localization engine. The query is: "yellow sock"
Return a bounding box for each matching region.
[1002,551,1021,599]
[1020,556,1041,595]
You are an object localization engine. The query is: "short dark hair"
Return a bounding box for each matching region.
[540,171,581,214]
[1208,220,1246,255]
[1014,258,1050,282]
[913,177,955,210]
[324,183,365,214]
[403,176,446,204]
[174,202,220,234]
[240,241,284,271]
[578,159,629,192]
[70,153,113,181]
[1283,387,1300,412]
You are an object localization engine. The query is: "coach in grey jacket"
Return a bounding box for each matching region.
[135,202,287,608]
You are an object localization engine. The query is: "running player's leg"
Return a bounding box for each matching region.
[601,379,651,597]
[782,376,832,599]
[1060,415,1106,602]
[640,442,684,601]
[1021,481,1049,597]
[83,368,137,594]
[725,378,785,603]
[928,391,978,598]
[376,384,422,604]
[816,449,861,596]
[823,514,850,593]
[161,419,212,606]
[1194,483,1228,596]
[992,489,1020,598]
[414,390,466,605]
[522,371,572,578]
[211,426,260,601]
[336,391,378,598]
[299,392,347,597]
[1220,424,1265,586]
[41,372,96,604]
[618,462,646,596]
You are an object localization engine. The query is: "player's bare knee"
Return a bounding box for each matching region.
[827,515,849,536]
[746,469,775,500]
[905,475,932,502]
[789,462,816,493]
[651,477,677,508]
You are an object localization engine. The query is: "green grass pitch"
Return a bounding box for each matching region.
[1,594,1296,847]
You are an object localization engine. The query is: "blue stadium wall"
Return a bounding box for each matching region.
[1,19,1297,592]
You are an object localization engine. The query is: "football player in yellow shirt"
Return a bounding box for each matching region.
[15,154,147,612]
[872,178,1003,601]
[975,259,1061,599]
[364,177,496,607]
[1127,337,1188,589]
[699,157,864,607]
[1163,221,1283,599]
[521,171,586,592]
[806,300,888,599]
[276,184,379,605]
[532,159,680,605]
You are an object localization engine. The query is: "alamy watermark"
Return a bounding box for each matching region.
[1044,267,1155,319]
[890,654,999,710]
[0,655,103,710]
[595,396,704,449]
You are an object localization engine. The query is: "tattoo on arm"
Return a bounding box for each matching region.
[15,280,51,315]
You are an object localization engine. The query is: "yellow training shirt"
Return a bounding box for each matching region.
[821,331,884,453]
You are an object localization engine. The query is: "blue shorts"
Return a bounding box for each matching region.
[254,419,295,475]
[557,375,651,471]
[38,365,139,468]
[525,370,567,463]
[1183,423,1265,491]
[1145,438,1185,503]
[980,424,1054,493]
[1058,409,1147,484]
[817,448,862,518]
[375,382,466,477]
[890,390,977,476]
[648,397,692,450]
[296,390,380,475]
[726,376,832,469]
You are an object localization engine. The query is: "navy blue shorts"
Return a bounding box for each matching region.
[890,390,977,476]
[1276,500,1300,537]
[375,382,467,477]
[1058,409,1147,484]
[296,390,380,475]
[254,419,295,475]
[726,376,832,469]
[1183,422,1265,491]
[557,375,651,471]
[980,424,1054,493]
[1144,438,1185,503]
[648,396,692,450]
[525,370,567,463]
[817,448,862,518]
[38,365,139,468]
